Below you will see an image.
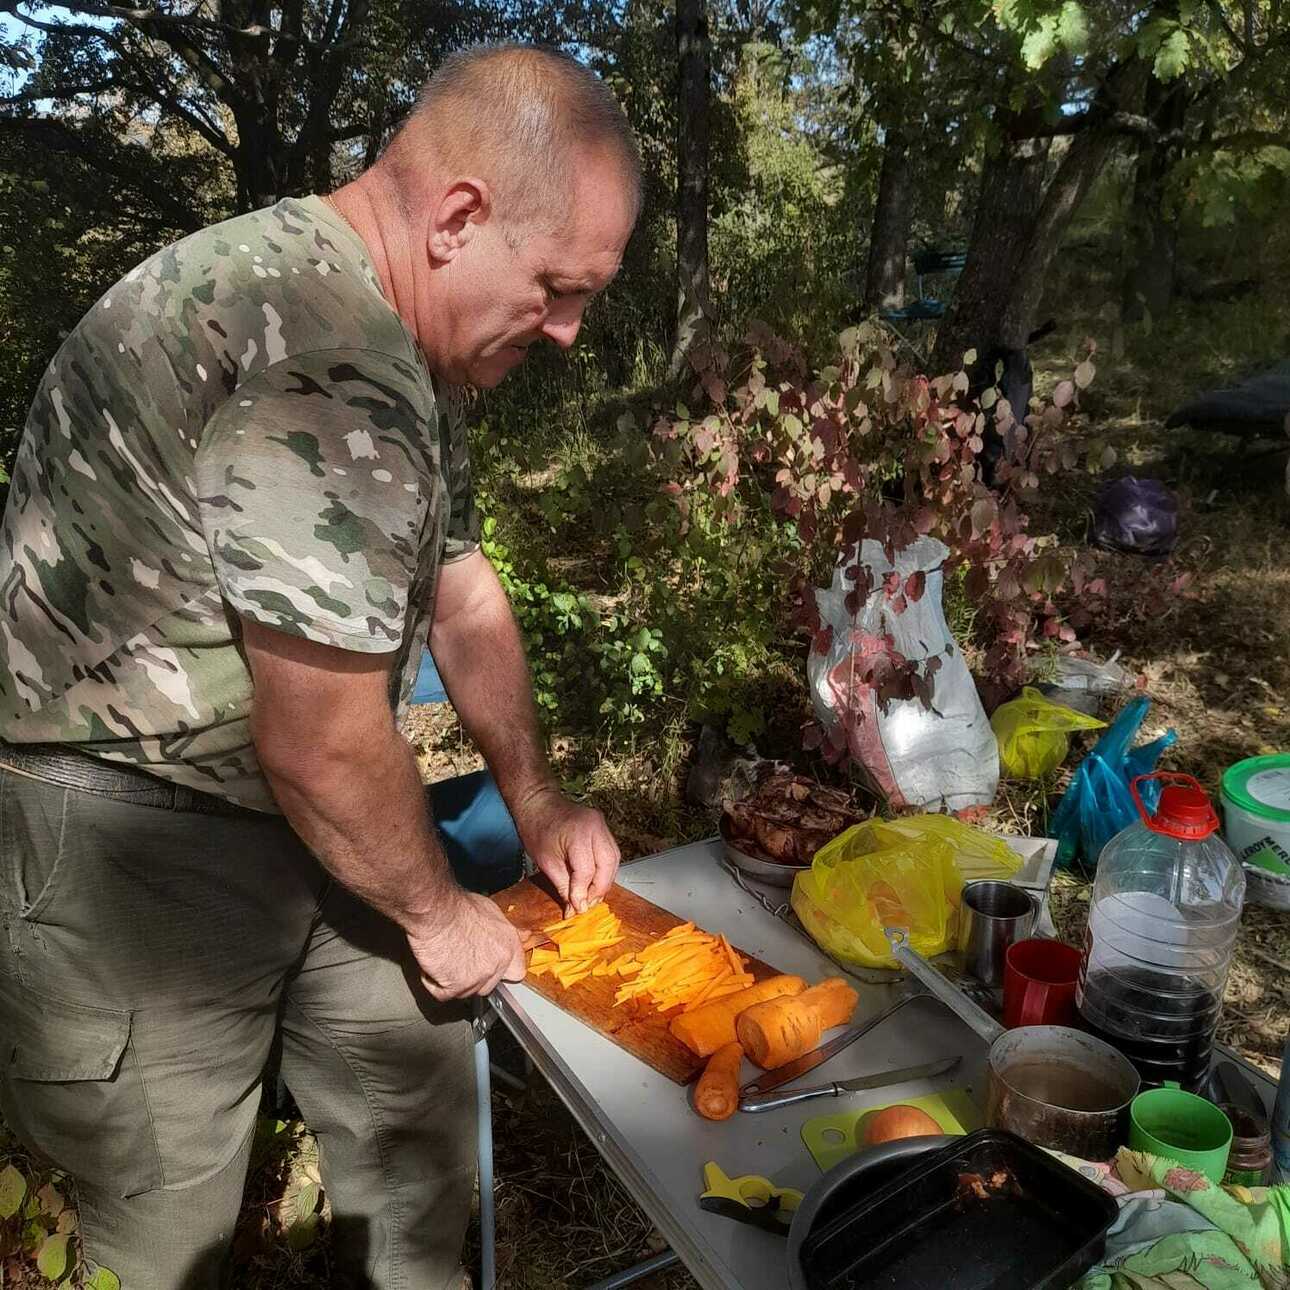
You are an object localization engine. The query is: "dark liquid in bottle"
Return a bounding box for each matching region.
[1079,966,1218,1091]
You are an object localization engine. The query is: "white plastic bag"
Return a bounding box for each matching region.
[1036,652,1133,717]
[807,537,999,811]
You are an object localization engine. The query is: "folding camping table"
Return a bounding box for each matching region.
[473,837,1281,1289]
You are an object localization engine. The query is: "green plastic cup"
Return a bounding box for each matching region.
[1129,1084,1233,1182]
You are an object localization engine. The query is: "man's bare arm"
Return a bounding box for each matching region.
[241,617,525,998]
[429,549,557,810]
[430,550,620,910]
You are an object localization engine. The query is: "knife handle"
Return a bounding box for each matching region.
[740,1083,837,1114]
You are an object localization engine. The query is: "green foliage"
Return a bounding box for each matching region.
[1021,1,1090,69]
[471,338,796,747]
[1136,18,1197,80]
[707,41,853,339]
[592,620,669,723]
[286,1214,320,1252]
[0,1162,26,1218]
[37,1232,70,1281]
[651,318,1124,763]
[0,1141,105,1287]
[1176,147,1290,227]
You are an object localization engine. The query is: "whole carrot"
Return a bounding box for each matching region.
[736,978,858,1070]
[669,974,806,1057]
[694,1043,744,1121]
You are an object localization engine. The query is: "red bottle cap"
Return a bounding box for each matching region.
[1131,772,1220,840]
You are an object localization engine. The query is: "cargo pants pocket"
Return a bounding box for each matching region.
[0,982,163,1198]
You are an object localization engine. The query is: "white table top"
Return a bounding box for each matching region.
[493,839,992,1290]
[494,837,1280,1289]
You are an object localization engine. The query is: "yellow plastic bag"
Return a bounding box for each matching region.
[791,816,1024,969]
[990,687,1106,779]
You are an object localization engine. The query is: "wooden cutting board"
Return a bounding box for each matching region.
[493,877,784,1084]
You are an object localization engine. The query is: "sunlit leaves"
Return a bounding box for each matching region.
[1018,0,1088,69]
[1021,16,1060,68]
[0,1164,26,1219]
[1154,28,1192,79]
[1055,0,1089,54]
[36,1232,70,1281]
[1136,17,1196,80]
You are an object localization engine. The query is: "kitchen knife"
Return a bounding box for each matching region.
[740,1054,961,1113]
[739,993,921,1099]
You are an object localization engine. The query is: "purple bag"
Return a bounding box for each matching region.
[1092,476,1178,556]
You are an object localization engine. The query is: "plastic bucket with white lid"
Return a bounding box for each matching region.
[1221,754,1290,876]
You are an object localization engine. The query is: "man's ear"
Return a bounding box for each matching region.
[428,179,491,264]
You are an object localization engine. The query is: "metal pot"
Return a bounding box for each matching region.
[887,928,1139,1160]
[786,1136,953,1290]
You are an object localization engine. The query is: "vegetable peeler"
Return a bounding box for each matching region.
[697,1161,803,1234]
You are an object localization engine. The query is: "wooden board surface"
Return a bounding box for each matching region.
[494,877,784,1084]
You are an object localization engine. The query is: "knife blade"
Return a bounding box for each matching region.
[739,1055,961,1113]
[739,993,920,1099]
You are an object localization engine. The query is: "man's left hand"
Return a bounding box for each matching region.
[514,786,621,915]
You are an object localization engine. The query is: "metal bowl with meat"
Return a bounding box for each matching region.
[720,772,865,888]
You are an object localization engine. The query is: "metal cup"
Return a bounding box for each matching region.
[958,880,1039,989]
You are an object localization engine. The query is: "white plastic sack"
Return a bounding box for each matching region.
[807,537,999,811]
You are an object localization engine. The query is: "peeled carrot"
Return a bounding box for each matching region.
[736,978,859,1070]
[694,1043,744,1121]
[669,975,807,1058]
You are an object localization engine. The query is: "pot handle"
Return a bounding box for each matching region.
[884,927,1006,1047]
[1023,885,1043,933]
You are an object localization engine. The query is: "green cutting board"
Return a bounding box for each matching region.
[801,1089,983,1173]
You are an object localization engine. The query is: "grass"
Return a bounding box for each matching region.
[4,237,1289,1288]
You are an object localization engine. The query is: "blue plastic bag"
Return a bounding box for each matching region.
[1051,696,1177,868]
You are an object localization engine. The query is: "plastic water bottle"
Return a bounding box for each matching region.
[1274,1032,1290,1184]
[1078,772,1245,1091]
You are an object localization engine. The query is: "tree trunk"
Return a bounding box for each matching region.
[929,131,1051,372]
[670,0,712,379]
[863,130,913,314]
[234,112,287,210]
[932,63,1145,372]
[1000,125,1126,346]
[1121,81,1190,325]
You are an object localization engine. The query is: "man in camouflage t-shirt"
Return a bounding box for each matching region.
[0,44,638,1289]
[1,194,476,813]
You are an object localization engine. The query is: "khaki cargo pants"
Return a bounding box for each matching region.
[0,765,476,1289]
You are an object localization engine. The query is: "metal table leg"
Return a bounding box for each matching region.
[585,1250,681,1289]
[481,996,682,1290]
[474,1005,497,1290]
[489,1060,528,1094]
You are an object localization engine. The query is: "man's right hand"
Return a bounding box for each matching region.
[406,891,527,1001]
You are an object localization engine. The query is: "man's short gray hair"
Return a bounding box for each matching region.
[384,43,641,229]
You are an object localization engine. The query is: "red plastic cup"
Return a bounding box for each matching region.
[1004,938,1082,1029]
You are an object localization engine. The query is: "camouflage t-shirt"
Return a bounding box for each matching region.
[0,196,478,812]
